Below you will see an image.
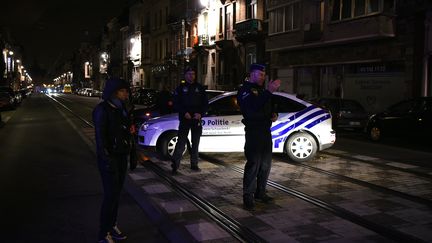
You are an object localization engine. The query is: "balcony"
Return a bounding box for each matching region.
[234,19,264,43]
[215,30,235,48]
[198,34,210,46]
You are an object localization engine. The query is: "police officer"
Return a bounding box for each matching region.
[171,66,208,174]
[237,63,281,210]
[93,78,137,242]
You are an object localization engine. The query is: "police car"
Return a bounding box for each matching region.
[138,91,336,162]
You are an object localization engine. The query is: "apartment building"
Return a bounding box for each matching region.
[266,0,431,113]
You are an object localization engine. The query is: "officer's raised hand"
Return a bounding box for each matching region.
[267,79,281,93]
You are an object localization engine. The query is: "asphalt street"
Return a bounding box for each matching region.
[0,94,168,242]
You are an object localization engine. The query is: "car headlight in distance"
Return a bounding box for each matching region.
[140,123,149,131]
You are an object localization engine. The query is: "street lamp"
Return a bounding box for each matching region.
[200,0,209,7]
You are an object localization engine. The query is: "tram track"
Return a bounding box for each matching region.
[273,154,432,208]
[200,153,426,243]
[49,94,430,242]
[48,94,265,242]
[320,150,432,180]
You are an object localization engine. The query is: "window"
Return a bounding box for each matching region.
[331,0,392,21]
[207,96,241,116]
[165,38,169,58]
[144,40,149,58]
[246,0,257,19]
[219,8,223,34]
[269,2,300,34]
[388,100,416,116]
[225,5,233,39]
[354,0,366,17]
[165,7,169,23]
[159,40,162,60]
[144,39,150,58]
[159,10,162,27]
[202,62,207,75]
[273,96,306,113]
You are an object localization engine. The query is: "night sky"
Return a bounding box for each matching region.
[1,0,131,74]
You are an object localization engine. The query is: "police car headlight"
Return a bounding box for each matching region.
[140,123,149,131]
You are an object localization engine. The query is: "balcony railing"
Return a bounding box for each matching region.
[234,19,263,42]
[198,34,210,46]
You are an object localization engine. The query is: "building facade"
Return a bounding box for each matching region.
[266,0,432,113]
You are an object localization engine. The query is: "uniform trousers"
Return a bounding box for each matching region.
[172,119,202,168]
[243,128,272,197]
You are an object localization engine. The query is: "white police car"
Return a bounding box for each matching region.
[138,91,336,162]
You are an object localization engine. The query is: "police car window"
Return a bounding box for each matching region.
[207,95,241,116]
[273,95,306,112]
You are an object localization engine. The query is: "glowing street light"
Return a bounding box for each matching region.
[200,0,210,7]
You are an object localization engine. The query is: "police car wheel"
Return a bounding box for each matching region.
[285,132,317,162]
[157,131,187,159]
[369,126,381,141]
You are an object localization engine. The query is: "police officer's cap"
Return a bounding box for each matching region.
[249,63,266,72]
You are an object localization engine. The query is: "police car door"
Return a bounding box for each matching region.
[200,94,245,152]
[270,94,310,153]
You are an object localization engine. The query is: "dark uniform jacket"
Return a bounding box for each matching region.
[173,82,208,121]
[237,81,274,130]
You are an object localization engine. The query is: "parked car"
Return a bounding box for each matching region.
[138,91,336,162]
[309,97,368,130]
[0,86,18,107]
[88,89,102,97]
[0,91,16,110]
[366,97,432,141]
[131,88,159,107]
[14,91,22,105]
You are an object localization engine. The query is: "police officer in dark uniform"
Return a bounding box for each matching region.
[171,66,208,174]
[237,63,281,210]
[93,78,137,242]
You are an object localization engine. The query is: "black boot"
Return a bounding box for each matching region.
[243,194,255,211]
[254,193,274,203]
